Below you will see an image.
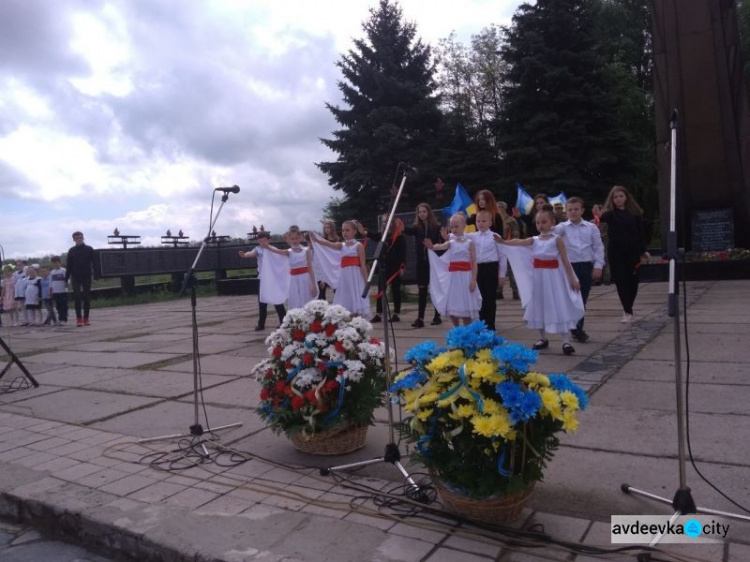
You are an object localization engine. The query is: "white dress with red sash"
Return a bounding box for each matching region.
[311,239,371,318]
[427,237,481,319]
[287,247,316,310]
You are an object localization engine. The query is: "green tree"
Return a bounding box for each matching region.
[433,28,505,197]
[317,0,443,221]
[497,0,641,204]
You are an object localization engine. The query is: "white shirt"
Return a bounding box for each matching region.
[467,230,502,264]
[554,219,605,269]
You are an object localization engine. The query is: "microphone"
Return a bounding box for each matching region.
[215,185,240,194]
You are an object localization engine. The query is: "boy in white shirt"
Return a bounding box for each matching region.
[49,256,69,326]
[553,197,605,343]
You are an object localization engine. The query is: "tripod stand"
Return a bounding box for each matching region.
[0,335,39,391]
[620,111,750,548]
[139,188,242,456]
[320,165,422,498]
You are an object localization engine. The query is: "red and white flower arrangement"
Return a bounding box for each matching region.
[253,300,388,438]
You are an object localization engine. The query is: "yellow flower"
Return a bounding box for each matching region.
[427,354,450,373]
[470,412,514,439]
[560,390,580,411]
[446,349,466,367]
[481,398,504,415]
[455,403,476,418]
[401,389,421,412]
[418,391,439,406]
[417,408,434,421]
[562,409,579,433]
[540,388,563,421]
[523,372,550,388]
[475,349,492,362]
[437,372,458,384]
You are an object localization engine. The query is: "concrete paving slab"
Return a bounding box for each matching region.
[0,389,161,425]
[159,354,255,376]
[28,366,132,388]
[89,399,267,441]
[638,332,750,362]
[22,350,186,369]
[92,369,235,398]
[176,377,260,407]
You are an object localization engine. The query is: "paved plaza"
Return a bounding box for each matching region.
[0,280,749,561]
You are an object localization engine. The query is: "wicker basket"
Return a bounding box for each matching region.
[289,424,368,456]
[433,478,535,523]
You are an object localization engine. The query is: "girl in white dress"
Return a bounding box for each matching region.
[310,221,371,318]
[259,226,317,310]
[424,213,481,326]
[494,206,584,355]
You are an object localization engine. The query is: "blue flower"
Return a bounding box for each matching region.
[404,341,444,365]
[491,343,538,373]
[390,370,427,393]
[446,321,505,356]
[548,373,589,410]
[497,381,542,423]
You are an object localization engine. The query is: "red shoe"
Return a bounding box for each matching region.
[76,318,84,327]
[84,318,91,326]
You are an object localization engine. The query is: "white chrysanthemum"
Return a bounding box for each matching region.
[305,332,330,349]
[343,360,365,382]
[323,304,351,325]
[334,327,360,349]
[303,299,330,316]
[251,359,274,380]
[295,368,323,389]
[358,342,386,361]
[282,308,310,329]
[281,342,305,362]
[323,345,346,362]
[265,330,291,348]
[349,316,373,335]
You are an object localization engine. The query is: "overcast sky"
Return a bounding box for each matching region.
[0,0,521,259]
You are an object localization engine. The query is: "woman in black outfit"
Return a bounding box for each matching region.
[466,189,505,235]
[357,221,407,323]
[403,203,443,328]
[593,186,650,323]
[520,193,550,238]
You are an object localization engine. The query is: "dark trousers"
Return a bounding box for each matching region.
[53,293,69,322]
[609,253,640,314]
[417,286,441,321]
[258,300,286,327]
[375,275,401,314]
[571,262,593,331]
[71,277,91,320]
[318,282,329,301]
[477,261,499,331]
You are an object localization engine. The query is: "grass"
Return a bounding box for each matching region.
[90,284,218,309]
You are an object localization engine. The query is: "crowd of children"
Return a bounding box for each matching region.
[234,185,646,357]
[0,258,69,327]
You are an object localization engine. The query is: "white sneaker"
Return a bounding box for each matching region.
[621,313,633,323]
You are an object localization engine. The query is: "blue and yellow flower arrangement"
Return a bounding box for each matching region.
[393,321,587,499]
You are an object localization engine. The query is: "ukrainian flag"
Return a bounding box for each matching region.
[516,183,534,215]
[443,183,477,232]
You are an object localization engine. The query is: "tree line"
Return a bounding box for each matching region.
[317,0,656,227]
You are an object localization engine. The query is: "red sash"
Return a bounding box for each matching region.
[290,267,309,275]
[533,259,559,269]
[341,256,360,268]
[448,261,471,272]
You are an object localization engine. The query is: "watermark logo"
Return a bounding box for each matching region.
[611,515,729,544]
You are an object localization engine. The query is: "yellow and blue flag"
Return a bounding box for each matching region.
[443,183,477,231]
[516,183,534,215]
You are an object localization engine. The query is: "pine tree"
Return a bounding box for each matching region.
[497,0,640,203]
[317,0,442,221]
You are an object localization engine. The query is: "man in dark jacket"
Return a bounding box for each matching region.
[65,231,95,326]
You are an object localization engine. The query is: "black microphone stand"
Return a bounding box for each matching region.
[139,190,242,456]
[621,111,750,550]
[0,242,39,392]
[320,165,424,499]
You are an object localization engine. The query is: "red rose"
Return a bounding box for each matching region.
[275,380,286,393]
[303,352,314,366]
[260,388,270,400]
[292,329,306,341]
[310,320,323,333]
[272,346,282,358]
[317,362,328,371]
[370,337,380,345]
[324,379,339,393]
[325,324,337,337]
[334,341,346,353]
[291,396,306,411]
[304,388,317,402]
[264,369,274,380]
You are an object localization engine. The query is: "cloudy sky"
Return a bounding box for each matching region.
[0,0,520,259]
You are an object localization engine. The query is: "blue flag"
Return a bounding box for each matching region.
[515,183,534,215]
[443,183,474,217]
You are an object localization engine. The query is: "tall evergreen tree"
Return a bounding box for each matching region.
[317,0,442,221]
[497,0,640,203]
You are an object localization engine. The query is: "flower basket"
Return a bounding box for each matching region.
[253,300,388,450]
[433,478,535,523]
[392,321,588,502]
[289,424,368,456]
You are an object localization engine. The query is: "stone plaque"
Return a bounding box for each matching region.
[691,208,734,251]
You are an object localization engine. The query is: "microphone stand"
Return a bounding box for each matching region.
[139,190,242,456]
[621,111,750,550]
[0,242,40,392]
[320,165,423,499]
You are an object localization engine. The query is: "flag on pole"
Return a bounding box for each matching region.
[442,183,477,231]
[515,183,534,215]
[549,191,568,206]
